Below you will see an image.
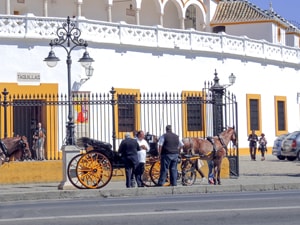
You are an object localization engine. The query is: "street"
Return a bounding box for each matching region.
[0,190,299,225]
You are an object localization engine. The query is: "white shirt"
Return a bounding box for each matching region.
[137,139,150,163]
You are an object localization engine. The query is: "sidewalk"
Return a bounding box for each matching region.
[1,155,300,202]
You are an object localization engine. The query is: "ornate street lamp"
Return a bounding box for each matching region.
[80,65,94,85]
[44,16,94,145]
[210,69,236,135]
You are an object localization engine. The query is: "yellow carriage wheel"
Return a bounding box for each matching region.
[142,156,159,187]
[142,162,155,187]
[149,160,170,186]
[77,151,113,189]
[67,154,87,189]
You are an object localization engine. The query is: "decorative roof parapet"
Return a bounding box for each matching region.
[0,14,299,66]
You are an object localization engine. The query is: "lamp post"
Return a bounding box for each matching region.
[44,16,94,145]
[210,69,236,136]
[1,88,9,138]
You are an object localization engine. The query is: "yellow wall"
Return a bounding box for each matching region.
[0,83,61,160]
[0,158,231,184]
[0,161,62,184]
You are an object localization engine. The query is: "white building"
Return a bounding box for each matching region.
[0,0,300,156]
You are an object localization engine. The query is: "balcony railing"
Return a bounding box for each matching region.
[0,14,299,65]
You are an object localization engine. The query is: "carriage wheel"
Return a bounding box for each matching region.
[181,169,197,186]
[149,161,170,186]
[142,162,156,187]
[67,154,87,189]
[180,159,197,186]
[77,151,113,189]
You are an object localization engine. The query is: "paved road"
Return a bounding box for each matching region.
[0,155,300,202]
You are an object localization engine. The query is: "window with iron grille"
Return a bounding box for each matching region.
[277,101,285,131]
[118,94,135,132]
[274,96,287,135]
[187,96,203,131]
[249,99,259,130]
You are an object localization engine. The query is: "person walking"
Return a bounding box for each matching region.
[248,129,258,161]
[135,130,150,187]
[258,133,267,161]
[118,133,140,188]
[33,122,46,160]
[157,125,183,186]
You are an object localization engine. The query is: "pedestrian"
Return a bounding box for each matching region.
[248,129,258,161]
[258,133,267,161]
[157,125,183,186]
[135,130,150,187]
[118,132,140,188]
[33,122,46,160]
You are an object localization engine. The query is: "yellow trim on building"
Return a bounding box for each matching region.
[0,83,61,160]
[274,96,288,136]
[246,94,261,135]
[181,90,206,137]
[113,88,141,139]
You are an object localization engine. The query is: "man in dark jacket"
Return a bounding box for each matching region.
[248,129,258,161]
[157,125,183,186]
[118,133,140,188]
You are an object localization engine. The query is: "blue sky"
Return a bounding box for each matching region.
[249,0,300,25]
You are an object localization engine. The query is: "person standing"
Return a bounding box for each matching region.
[157,125,183,186]
[135,130,150,187]
[248,129,258,161]
[118,133,140,188]
[33,122,46,160]
[258,133,267,161]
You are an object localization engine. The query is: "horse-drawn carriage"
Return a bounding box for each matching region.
[67,134,161,189]
[67,127,237,189]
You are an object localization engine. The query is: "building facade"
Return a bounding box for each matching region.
[0,0,300,157]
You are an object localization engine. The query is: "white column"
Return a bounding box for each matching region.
[5,0,10,15]
[135,8,140,25]
[76,0,83,17]
[160,14,163,26]
[107,4,112,22]
[180,17,185,29]
[43,0,48,17]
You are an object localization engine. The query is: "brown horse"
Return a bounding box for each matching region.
[182,127,237,185]
[0,136,31,165]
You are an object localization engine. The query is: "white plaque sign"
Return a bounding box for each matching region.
[17,72,40,82]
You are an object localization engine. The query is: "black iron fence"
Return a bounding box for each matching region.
[0,84,239,177]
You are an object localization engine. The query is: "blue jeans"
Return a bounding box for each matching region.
[158,153,178,186]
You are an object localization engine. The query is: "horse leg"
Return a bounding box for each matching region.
[0,152,5,165]
[213,166,217,185]
[217,166,221,185]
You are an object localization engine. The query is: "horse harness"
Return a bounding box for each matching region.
[0,140,8,156]
[206,135,228,159]
[185,135,227,159]
[0,137,26,157]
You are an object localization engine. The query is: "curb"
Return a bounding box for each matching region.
[1,182,300,202]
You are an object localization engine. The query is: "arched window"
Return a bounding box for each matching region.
[185,5,196,30]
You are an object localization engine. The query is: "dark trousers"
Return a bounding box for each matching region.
[259,145,266,158]
[250,145,257,160]
[124,158,137,188]
[135,162,145,187]
[158,153,178,186]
